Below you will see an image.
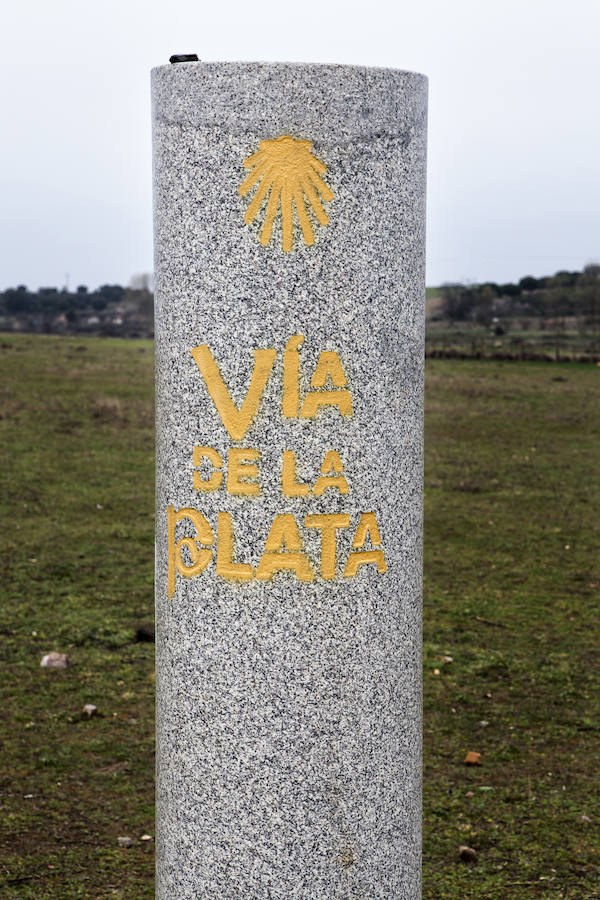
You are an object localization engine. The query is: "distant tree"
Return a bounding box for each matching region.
[440,283,476,321]
[519,276,538,291]
[38,287,64,314]
[4,285,36,313]
[578,263,600,285]
[549,270,578,288]
[499,283,521,297]
[76,285,88,295]
[97,284,125,304]
[480,282,500,296]
[66,309,77,324]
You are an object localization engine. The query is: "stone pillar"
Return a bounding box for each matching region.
[152,62,427,899]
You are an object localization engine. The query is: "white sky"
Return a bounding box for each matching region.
[0,0,598,290]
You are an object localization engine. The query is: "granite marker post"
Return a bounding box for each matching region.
[153,62,427,898]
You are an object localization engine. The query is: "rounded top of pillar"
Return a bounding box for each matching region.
[151,61,427,145]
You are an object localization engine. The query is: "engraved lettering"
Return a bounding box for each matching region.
[190,344,276,441]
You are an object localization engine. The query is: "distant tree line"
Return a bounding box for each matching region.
[439,265,600,326]
[0,277,154,338]
[0,283,127,316]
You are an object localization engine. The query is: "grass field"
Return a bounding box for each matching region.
[1,335,598,898]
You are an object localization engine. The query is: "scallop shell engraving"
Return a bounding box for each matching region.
[238,135,333,252]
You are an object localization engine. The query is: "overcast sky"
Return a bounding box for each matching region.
[0,0,598,290]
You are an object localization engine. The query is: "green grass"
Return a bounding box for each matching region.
[0,335,155,899]
[423,359,600,898]
[1,336,599,898]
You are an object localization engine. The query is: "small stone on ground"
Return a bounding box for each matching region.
[117,836,134,848]
[41,652,70,669]
[459,845,477,863]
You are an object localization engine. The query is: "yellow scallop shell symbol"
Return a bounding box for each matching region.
[238,135,333,252]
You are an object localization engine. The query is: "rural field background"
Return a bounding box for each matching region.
[0,334,598,898]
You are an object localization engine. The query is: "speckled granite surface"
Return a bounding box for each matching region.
[152,62,427,899]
